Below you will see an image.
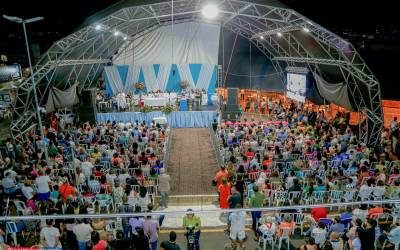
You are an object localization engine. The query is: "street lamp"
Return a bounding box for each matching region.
[3,15,50,166]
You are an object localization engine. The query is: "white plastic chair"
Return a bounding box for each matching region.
[288,191,302,205]
[382,239,400,250]
[278,227,291,250]
[312,191,326,204]
[14,200,32,216]
[373,187,386,200]
[312,230,327,246]
[358,187,373,201]
[259,230,275,250]
[5,221,19,245]
[329,190,343,208]
[274,191,288,206]
[294,213,305,235]
[391,206,400,223]
[263,189,273,207]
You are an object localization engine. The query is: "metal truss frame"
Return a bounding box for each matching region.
[12,0,383,145]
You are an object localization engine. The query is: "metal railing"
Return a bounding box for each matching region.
[1,199,399,221]
[163,128,173,166]
[209,126,223,167]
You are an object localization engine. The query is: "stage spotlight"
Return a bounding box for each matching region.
[303,27,310,32]
[95,24,102,30]
[277,32,282,37]
[201,3,219,19]
[114,31,120,36]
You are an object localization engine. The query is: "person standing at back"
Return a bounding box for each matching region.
[73,219,93,250]
[158,168,171,208]
[356,218,376,250]
[40,219,61,249]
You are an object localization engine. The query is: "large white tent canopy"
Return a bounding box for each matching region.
[12,0,383,145]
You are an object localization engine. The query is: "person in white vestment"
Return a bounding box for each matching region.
[116,92,127,111]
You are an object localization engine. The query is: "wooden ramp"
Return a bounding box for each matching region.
[166,128,218,195]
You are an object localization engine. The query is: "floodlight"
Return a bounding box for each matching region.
[260,36,264,40]
[303,27,310,32]
[3,15,23,23]
[201,4,219,19]
[25,17,44,23]
[277,32,282,37]
[114,31,120,36]
[123,36,127,40]
[95,24,102,30]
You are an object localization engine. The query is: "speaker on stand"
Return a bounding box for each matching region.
[77,89,97,124]
[222,88,240,121]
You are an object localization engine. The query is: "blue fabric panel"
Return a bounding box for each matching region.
[207,65,217,104]
[137,66,147,93]
[166,64,182,93]
[189,64,202,87]
[153,64,160,77]
[117,66,129,86]
[104,71,112,97]
[97,111,216,128]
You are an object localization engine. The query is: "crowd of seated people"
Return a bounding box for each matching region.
[214,99,400,249]
[0,119,171,249]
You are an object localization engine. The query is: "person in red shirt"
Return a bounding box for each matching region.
[214,166,229,189]
[59,177,76,202]
[245,148,255,160]
[311,207,327,222]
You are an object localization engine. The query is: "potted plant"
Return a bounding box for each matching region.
[135,82,145,90]
[140,105,152,113]
[162,104,175,114]
[180,80,189,89]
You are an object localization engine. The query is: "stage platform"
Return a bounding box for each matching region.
[97,111,217,128]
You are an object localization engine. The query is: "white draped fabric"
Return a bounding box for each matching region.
[196,64,214,91]
[104,66,124,94]
[113,22,220,65]
[141,64,159,92]
[176,64,196,89]
[124,65,141,94]
[157,64,172,91]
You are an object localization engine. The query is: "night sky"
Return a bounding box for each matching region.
[1,0,399,99]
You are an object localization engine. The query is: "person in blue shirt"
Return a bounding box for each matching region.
[328,216,345,237]
[340,207,353,228]
[379,222,400,245]
[314,178,327,191]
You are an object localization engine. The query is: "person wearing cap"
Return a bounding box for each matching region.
[182,209,201,250]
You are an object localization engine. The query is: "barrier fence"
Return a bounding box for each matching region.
[1,199,399,221]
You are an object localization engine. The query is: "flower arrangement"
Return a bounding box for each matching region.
[135,82,145,90]
[180,80,189,89]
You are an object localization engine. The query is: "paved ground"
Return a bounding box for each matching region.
[167,128,218,195]
[159,230,262,250]
[158,230,306,250]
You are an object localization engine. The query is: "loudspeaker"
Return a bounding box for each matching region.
[81,89,96,106]
[222,88,240,121]
[78,89,97,124]
[227,88,239,106]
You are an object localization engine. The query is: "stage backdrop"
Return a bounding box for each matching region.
[104,64,217,102]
